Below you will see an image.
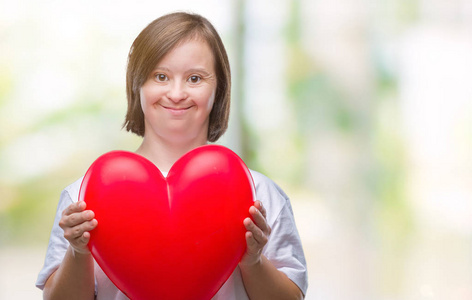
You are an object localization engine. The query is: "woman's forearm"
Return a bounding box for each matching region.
[239,255,303,300]
[43,246,95,300]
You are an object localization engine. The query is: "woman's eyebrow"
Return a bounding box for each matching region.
[152,67,170,72]
[151,67,213,77]
[187,68,212,76]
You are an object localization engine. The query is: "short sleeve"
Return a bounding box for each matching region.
[35,189,74,289]
[250,170,308,296]
[263,203,308,295]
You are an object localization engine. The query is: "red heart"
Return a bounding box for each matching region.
[79,145,255,300]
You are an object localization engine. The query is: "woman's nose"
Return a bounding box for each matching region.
[166,81,187,103]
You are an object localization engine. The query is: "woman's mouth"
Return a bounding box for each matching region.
[161,105,193,115]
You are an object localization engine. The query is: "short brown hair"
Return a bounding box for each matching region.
[123,12,231,142]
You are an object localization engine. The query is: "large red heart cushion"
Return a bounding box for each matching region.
[78,145,255,300]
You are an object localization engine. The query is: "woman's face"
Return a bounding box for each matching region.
[140,39,216,144]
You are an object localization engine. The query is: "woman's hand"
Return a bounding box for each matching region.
[59,201,98,255]
[240,200,271,267]
[238,201,303,300]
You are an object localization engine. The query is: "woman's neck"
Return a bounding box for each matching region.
[135,134,207,173]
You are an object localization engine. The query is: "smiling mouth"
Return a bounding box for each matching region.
[162,105,192,110]
[161,105,193,114]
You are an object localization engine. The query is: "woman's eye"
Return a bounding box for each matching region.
[156,74,167,82]
[188,75,201,84]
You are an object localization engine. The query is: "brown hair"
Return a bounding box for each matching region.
[123,12,231,142]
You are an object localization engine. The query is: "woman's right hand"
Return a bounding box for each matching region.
[59,201,98,255]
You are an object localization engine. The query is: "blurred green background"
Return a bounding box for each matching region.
[1,0,472,299]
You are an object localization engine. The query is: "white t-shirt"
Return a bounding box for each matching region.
[36,170,308,299]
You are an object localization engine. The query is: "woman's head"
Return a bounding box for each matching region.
[124,12,231,142]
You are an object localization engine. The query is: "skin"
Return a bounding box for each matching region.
[43,201,97,300]
[43,38,303,300]
[240,201,304,300]
[136,38,217,172]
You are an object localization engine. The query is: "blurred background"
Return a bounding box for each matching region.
[1,0,472,299]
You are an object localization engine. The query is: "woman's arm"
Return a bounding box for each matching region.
[239,201,304,300]
[43,247,95,300]
[43,201,97,300]
[240,255,303,300]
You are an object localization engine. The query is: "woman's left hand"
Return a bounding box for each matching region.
[240,200,271,267]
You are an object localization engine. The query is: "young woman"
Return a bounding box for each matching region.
[36,12,308,299]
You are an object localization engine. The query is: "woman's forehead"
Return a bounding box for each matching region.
[153,36,216,69]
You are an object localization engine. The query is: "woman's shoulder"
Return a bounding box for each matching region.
[248,170,291,224]
[61,176,85,203]
[249,170,289,202]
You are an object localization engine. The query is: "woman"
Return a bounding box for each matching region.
[36,12,308,299]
